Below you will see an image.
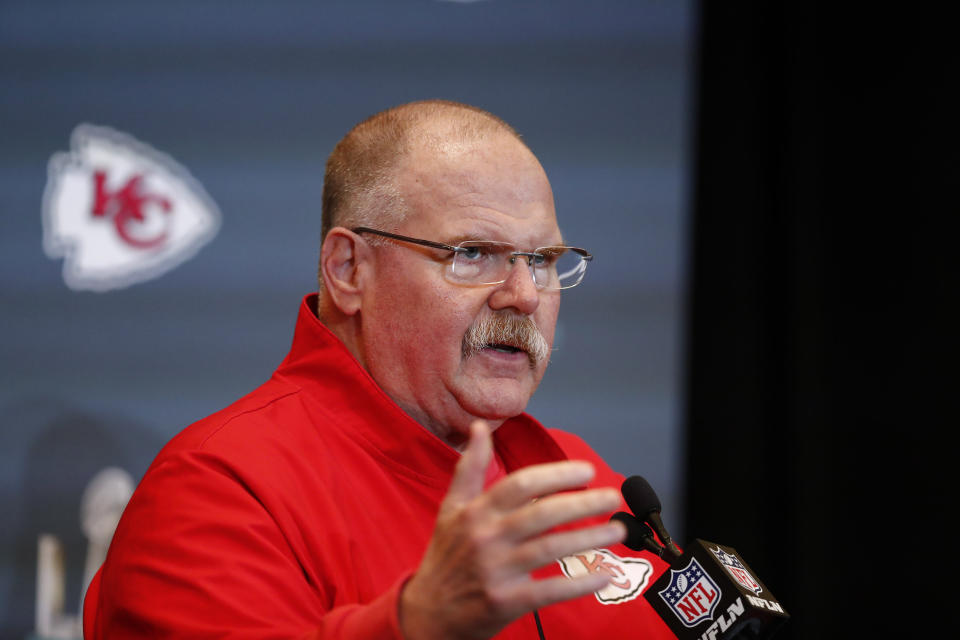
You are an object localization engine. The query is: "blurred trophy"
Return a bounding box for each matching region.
[34,467,133,640]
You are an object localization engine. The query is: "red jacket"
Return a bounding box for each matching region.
[85,295,675,639]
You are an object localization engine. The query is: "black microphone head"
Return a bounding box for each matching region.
[621,475,661,519]
[610,511,656,552]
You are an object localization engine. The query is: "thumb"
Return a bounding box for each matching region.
[443,420,493,507]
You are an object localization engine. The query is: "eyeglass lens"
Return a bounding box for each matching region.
[450,242,586,289]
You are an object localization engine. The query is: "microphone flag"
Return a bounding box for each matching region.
[643,539,789,640]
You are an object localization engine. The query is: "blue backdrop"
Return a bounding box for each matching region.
[0,2,694,636]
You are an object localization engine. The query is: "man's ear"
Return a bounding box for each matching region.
[320,227,369,316]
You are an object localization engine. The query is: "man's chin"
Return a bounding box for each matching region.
[455,381,537,423]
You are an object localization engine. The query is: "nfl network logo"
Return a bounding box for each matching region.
[658,557,722,628]
[42,124,221,291]
[711,546,762,595]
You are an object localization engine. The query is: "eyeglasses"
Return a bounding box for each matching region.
[352,227,593,290]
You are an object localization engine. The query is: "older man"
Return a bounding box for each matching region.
[85,101,674,639]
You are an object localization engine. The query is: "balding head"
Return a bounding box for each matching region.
[320,100,528,242]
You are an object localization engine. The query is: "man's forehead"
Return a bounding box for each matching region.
[388,122,559,240]
[399,206,562,247]
[399,117,533,165]
[442,227,566,247]
[399,136,549,202]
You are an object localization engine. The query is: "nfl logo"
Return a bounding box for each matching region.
[657,558,722,628]
[711,546,762,595]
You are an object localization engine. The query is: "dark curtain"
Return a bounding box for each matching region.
[684,4,953,637]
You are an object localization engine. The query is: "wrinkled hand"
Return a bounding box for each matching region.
[400,421,626,640]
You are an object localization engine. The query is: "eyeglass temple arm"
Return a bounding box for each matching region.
[351,227,464,253]
[353,227,593,261]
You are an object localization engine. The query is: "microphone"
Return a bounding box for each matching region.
[620,476,682,560]
[619,476,789,639]
[610,511,666,557]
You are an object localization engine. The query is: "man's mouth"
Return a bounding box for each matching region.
[485,342,524,354]
[462,311,550,368]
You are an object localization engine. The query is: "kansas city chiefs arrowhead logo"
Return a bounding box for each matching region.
[558,548,653,605]
[42,124,221,291]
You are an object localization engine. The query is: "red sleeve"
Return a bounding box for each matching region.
[86,450,406,640]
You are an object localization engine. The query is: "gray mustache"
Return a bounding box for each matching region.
[462,312,550,368]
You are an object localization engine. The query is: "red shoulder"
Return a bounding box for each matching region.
[546,428,625,491]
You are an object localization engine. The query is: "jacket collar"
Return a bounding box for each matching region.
[274,294,567,486]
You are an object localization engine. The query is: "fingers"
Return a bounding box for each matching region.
[531,572,612,607]
[500,487,622,542]
[486,460,597,511]
[442,420,493,506]
[488,571,612,618]
[508,520,626,574]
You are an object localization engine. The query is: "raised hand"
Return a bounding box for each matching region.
[400,421,626,640]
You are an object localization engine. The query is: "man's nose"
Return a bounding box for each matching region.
[488,259,540,315]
